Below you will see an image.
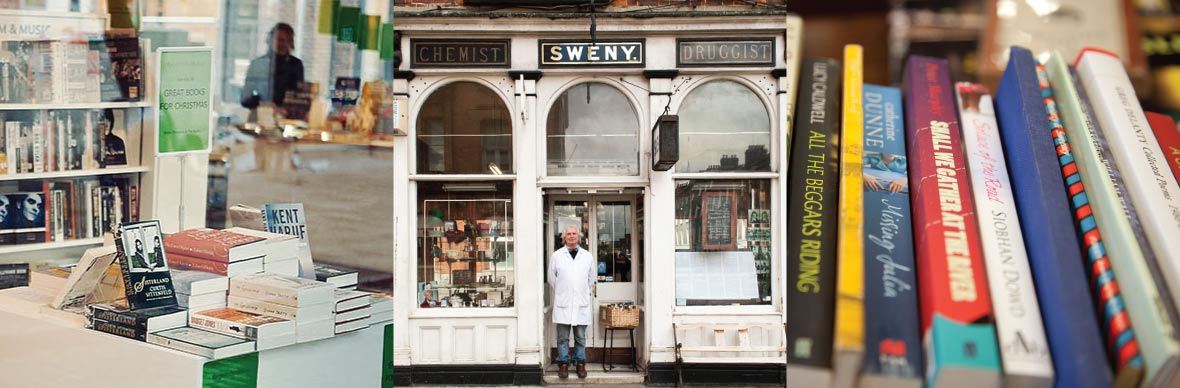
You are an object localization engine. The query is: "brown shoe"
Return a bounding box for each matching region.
[576,361,587,378]
[558,362,569,379]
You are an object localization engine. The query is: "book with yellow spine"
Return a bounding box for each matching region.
[832,43,865,388]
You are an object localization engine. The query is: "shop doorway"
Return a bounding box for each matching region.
[543,191,646,372]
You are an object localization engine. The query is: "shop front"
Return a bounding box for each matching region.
[393,11,790,385]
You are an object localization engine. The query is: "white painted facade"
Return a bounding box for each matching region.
[393,13,790,372]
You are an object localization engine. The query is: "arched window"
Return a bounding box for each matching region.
[546,83,640,176]
[416,82,512,174]
[677,80,772,173]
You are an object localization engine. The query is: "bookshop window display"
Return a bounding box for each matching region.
[674,179,773,305]
[416,82,513,175]
[546,82,640,176]
[417,181,514,308]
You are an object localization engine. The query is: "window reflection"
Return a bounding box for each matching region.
[546,83,639,176]
[677,81,772,173]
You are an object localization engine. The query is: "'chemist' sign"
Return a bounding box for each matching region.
[156,47,213,154]
[539,39,644,67]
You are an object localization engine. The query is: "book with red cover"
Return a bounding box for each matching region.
[1145,112,1180,183]
[167,253,264,277]
[902,55,1000,387]
[164,228,266,263]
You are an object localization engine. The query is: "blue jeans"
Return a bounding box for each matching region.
[556,323,587,364]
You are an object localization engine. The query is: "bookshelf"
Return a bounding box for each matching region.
[0,8,207,266]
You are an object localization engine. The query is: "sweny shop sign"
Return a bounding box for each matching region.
[539,40,644,67]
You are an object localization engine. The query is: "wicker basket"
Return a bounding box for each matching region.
[600,305,640,328]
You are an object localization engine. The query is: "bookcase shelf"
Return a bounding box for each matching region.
[0,101,153,111]
[0,166,149,182]
[0,237,103,255]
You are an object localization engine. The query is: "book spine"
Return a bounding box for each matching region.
[902,55,999,386]
[88,305,146,330]
[785,57,841,371]
[833,44,865,388]
[955,82,1055,383]
[88,318,146,341]
[168,254,229,276]
[188,313,260,340]
[1145,112,1180,183]
[230,278,300,307]
[32,120,42,173]
[859,84,922,382]
[164,233,234,263]
[1038,64,1147,385]
[228,295,299,321]
[1064,53,1180,387]
[114,229,138,304]
[995,46,1111,388]
[1077,48,1180,287]
[146,334,214,358]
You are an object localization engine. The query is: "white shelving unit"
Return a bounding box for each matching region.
[0,10,208,264]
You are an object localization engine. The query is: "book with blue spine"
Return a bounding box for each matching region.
[993,46,1112,388]
[858,83,921,388]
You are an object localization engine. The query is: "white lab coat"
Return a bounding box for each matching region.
[548,245,596,326]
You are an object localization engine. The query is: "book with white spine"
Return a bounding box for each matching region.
[955,82,1054,387]
[227,294,333,324]
[1075,48,1180,309]
[229,273,335,308]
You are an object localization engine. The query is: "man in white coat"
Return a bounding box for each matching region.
[548,225,596,379]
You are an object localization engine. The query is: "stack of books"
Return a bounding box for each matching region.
[225,227,299,277]
[368,292,393,327]
[333,289,371,335]
[163,228,266,277]
[228,272,336,343]
[85,303,186,342]
[314,262,359,290]
[147,326,256,359]
[171,269,228,312]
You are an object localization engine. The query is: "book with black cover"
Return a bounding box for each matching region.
[102,34,141,102]
[0,263,28,289]
[12,190,46,244]
[86,303,187,333]
[115,220,177,310]
[785,57,842,386]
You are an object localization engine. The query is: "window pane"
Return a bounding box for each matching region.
[674,179,772,305]
[417,82,513,174]
[546,83,639,176]
[418,181,514,308]
[677,81,771,173]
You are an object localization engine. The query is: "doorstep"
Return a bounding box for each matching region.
[542,363,645,386]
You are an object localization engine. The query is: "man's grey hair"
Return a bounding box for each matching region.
[562,225,581,236]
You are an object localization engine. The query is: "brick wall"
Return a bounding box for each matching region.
[394,0,786,8]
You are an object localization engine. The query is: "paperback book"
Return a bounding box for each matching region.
[115,220,177,310]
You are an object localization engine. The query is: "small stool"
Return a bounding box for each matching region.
[603,326,637,372]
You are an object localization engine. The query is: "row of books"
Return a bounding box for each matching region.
[0,176,135,244]
[0,35,143,105]
[787,44,1180,388]
[1,108,140,175]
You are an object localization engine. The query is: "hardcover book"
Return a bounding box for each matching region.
[902,55,999,388]
[229,273,335,308]
[224,226,298,263]
[956,82,1055,387]
[227,294,334,324]
[858,84,922,388]
[49,244,117,311]
[335,315,370,335]
[167,253,263,277]
[188,307,297,351]
[147,327,255,359]
[314,262,359,288]
[833,43,866,388]
[335,289,371,312]
[1145,112,1180,183]
[115,220,178,310]
[12,191,46,244]
[85,303,187,333]
[785,57,842,387]
[169,268,228,296]
[262,203,315,279]
[994,46,1111,388]
[101,33,141,102]
[164,228,267,263]
[1045,54,1176,387]
[1076,47,1180,387]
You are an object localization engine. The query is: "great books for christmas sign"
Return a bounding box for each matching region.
[156,47,213,155]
